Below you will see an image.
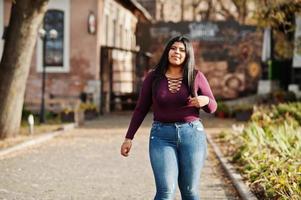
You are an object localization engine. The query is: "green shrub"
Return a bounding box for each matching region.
[226,102,301,199]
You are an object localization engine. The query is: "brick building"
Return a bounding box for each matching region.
[0,0,152,113]
[141,21,263,99]
[137,0,301,96]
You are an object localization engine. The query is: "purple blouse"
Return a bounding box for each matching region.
[125,70,217,139]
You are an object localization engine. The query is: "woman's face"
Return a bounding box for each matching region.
[168,42,186,66]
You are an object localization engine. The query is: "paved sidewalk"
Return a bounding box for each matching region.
[0,113,240,200]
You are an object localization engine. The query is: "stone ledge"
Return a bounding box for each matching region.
[0,123,76,158]
[206,131,258,200]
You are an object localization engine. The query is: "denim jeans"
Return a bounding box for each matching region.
[149,120,207,200]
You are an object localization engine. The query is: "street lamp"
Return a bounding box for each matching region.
[38,28,58,123]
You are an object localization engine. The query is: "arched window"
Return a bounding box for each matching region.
[43,9,64,67]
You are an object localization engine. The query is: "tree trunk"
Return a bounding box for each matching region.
[160,2,164,21]
[193,5,197,21]
[204,0,212,21]
[192,0,203,21]
[181,0,184,21]
[0,0,49,139]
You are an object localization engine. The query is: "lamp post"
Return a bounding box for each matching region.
[38,28,58,123]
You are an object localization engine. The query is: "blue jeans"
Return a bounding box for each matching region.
[149,120,208,200]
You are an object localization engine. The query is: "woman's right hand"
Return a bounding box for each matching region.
[121,138,132,157]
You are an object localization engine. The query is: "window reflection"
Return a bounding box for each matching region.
[112,50,134,94]
[43,9,64,67]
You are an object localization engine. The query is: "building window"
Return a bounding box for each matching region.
[43,10,64,67]
[112,50,134,94]
[37,0,70,73]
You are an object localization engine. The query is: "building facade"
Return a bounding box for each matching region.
[141,21,263,99]
[0,0,151,114]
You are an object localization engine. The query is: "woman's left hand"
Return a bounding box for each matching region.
[188,95,209,108]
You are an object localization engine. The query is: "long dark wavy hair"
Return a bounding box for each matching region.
[152,35,196,96]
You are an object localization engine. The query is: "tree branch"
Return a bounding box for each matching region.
[216,0,237,20]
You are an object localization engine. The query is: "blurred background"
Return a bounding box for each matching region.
[1,0,300,117]
[0,1,301,199]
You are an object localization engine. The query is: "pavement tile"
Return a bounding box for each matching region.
[0,113,240,200]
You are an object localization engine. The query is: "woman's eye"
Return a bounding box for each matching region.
[170,47,185,52]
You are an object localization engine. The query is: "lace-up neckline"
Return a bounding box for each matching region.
[166,75,183,93]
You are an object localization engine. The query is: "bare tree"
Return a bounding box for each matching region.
[197,0,214,21]
[192,0,202,21]
[158,0,165,21]
[215,0,239,21]
[0,0,49,139]
[181,0,184,20]
[189,0,252,24]
[231,0,248,24]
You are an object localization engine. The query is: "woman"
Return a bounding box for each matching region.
[120,35,217,200]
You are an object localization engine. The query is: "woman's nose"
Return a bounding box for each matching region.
[174,48,180,53]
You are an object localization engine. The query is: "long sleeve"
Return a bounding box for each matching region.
[195,71,217,113]
[125,71,154,139]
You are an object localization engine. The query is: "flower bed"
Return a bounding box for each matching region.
[218,102,301,199]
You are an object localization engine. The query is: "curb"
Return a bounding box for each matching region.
[206,131,258,200]
[0,123,77,158]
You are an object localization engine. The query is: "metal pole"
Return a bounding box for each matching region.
[39,37,46,123]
